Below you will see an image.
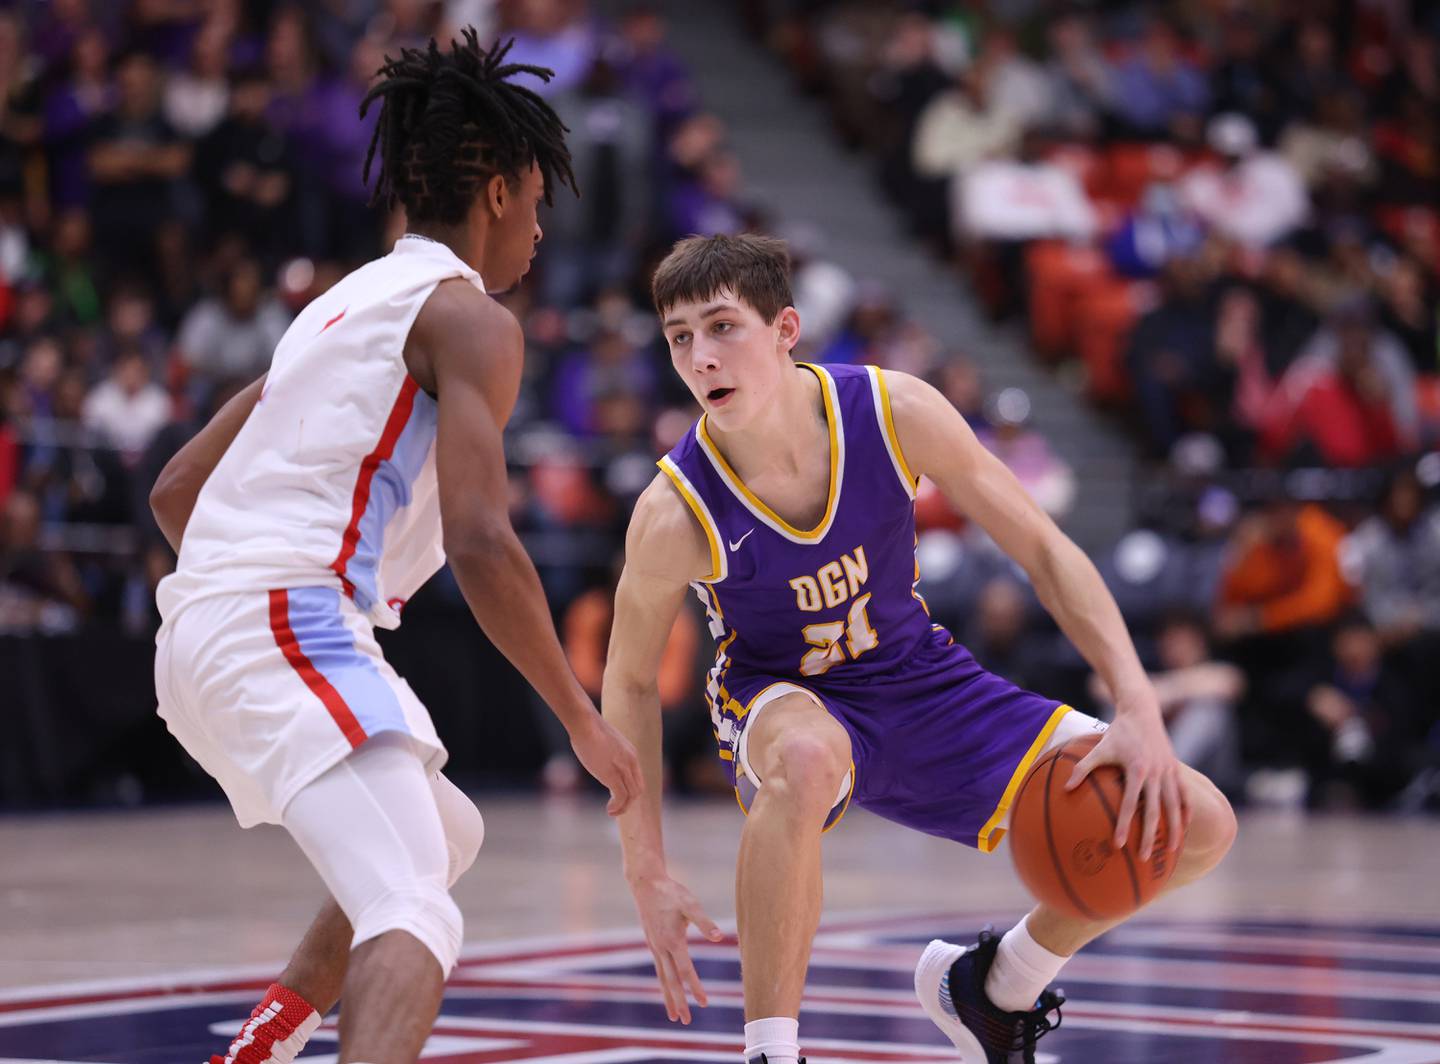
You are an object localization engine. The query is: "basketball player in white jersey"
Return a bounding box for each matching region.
[148,33,642,1064]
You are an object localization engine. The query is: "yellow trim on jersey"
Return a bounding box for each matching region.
[696,363,843,542]
[657,455,727,583]
[867,365,918,499]
[976,704,1074,854]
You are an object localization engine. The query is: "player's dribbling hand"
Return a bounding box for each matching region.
[1064,705,1188,862]
[630,874,725,1024]
[567,712,645,816]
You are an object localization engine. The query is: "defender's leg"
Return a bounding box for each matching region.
[736,690,853,1061]
[281,736,467,1064]
[215,772,484,1063]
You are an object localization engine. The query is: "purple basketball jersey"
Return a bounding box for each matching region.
[660,362,1071,852]
[660,363,934,736]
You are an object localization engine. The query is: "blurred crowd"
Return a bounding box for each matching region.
[751,0,1440,810]
[0,0,1436,810]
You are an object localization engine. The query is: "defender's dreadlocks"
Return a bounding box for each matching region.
[361,29,577,225]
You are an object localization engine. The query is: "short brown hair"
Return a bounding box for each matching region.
[651,233,793,324]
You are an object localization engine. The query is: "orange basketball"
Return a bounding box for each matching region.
[1008,734,1181,921]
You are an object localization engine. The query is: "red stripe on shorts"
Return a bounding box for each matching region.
[328,376,419,597]
[268,589,366,747]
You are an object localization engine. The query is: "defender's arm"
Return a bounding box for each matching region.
[409,279,642,813]
[149,375,265,553]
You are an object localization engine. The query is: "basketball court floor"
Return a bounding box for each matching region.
[4,798,1440,1063]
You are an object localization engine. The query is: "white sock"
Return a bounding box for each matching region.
[984,915,1069,1013]
[744,1016,800,1064]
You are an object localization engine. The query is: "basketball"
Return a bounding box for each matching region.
[1009,734,1181,921]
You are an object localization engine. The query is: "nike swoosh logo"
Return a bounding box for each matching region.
[728,528,755,551]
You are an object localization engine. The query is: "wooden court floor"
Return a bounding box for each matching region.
[3,799,1440,1062]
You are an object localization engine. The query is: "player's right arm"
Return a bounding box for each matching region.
[408,279,642,815]
[603,473,724,1024]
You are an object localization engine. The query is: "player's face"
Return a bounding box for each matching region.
[662,290,799,429]
[481,162,545,292]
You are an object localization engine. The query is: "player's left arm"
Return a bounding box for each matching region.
[885,370,1187,858]
[149,375,265,553]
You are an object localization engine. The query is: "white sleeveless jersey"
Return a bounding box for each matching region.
[157,236,483,630]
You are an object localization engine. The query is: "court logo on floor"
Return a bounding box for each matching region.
[3,912,1439,1063]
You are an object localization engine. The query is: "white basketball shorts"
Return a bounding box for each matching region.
[155,585,447,827]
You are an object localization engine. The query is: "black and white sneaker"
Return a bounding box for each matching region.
[915,929,1064,1063]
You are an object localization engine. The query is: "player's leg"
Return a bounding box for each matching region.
[216,772,484,1064]
[280,736,463,1064]
[736,690,853,1063]
[921,761,1237,1062]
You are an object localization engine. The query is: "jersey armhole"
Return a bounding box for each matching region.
[656,456,728,583]
[865,366,919,500]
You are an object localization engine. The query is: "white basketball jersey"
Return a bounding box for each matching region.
[157,235,484,630]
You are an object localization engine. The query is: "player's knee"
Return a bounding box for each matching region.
[1184,773,1238,867]
[769,731,849,814]
[432,775,485,887]
[351,881,463,976]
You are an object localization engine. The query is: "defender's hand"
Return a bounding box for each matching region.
[630,875,724,1024]
[567,712,644,816]
[1064,705,1188,861]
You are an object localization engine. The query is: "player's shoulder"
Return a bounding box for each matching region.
[626,471,713,584]
[407,280,521,390]
[414,278,520,346]
[872,367,940,425]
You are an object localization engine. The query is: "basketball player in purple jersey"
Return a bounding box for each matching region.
[603,235,1238,1063]
[149,36,641,1064]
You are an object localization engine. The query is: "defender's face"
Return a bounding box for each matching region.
[662,289,797,429]
[482,162,545,292]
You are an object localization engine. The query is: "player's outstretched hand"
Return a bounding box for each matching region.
[1063,706,1188,862]
[568,712,644,816]
[630,874,725,1024]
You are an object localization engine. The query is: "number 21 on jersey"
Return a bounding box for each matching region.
[800,592,878,676]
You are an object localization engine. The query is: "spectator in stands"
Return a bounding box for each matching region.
[550,319,657,439]
[963,576,1048,692]
[1109,18,1208,139]
[36,208,103,329]
[1375,256,1437,375]
[1181,113,1309,248]
[1215,500,1350,640]
[1262,302,1416,466]
[543,58,654,306]
[504,0,597,99]
[1343,468,1440,649]
[81,346,170,459]
[1271,20,1345,126]
[0,488,87,634]
[668,149,746,238]
[1092,609,1244,797]
[0,404,15,509]
[1302,613,1423,808]
[163,22,230,140]
[41,28,112,212]
[1041,12,1113,140]
[614,4,696,139]
[1125,252,1229,456]
[1208,14,1278,139]
[1105,182,1206,279]
[86,49,191,283]
[975,387,1075,520]
[911,65,1020,188]
[176,258,290,397]
[193,66,295,261]
[972,27,1049,132]
[0,12,42,211]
